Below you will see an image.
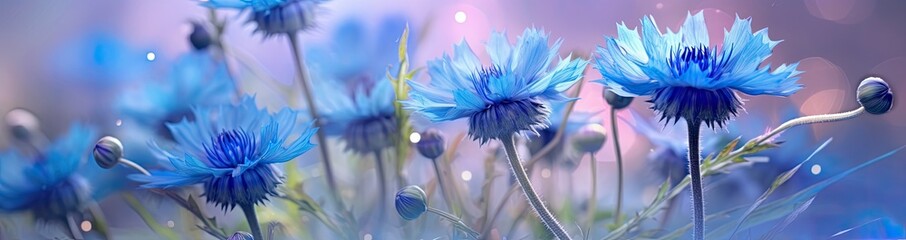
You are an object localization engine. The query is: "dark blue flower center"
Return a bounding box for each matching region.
[205,129,257,168]
[666,45,730,79]
[468,98,550,144]
[34,176,88,219]
[649,86,742,128]
[343,114,399,153]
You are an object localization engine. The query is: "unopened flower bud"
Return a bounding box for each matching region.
[416,129,445,159]
[93,136,123,169]
[395,185,428,220]
[227,231,254,240]
[4,108,40,141]
[857,77,893,115]
[189,22,212,51]
[572,124,607,154]
[604,89,633,109]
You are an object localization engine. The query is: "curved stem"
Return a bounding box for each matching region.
[431,158,454,212]
[373,151,388,227]
[686,120,704,240]
[585,153,598,233]
[206,9,242,99]
[610,108,624,225]
[119,158,151,176]
[756,107,864,145]
[427,207,480,239]
[240,204,263,240]
[500,135,572,240]
[287,34,343,209]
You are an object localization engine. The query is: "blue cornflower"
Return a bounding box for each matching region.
[317,79,398,154]
[404,28,588,143]
[129,96,318,210]
[117,51,234,140]
[306,15,414,88]
[204,0,327,36]
[595,12,802,127]
[0,124,97,220]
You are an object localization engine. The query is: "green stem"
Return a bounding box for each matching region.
[686,120,704,240]
[240,204,263,240]
[585,153,599,233]
[286,33,343,210]
[427,207,480,239]
[500,135,572,240]
[610,108,624,226]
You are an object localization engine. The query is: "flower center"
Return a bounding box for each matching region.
[649,86,742,128]
[468,98,551,143]
[666,45,729,79]
[343,115,399,153]
[204,129,257,168]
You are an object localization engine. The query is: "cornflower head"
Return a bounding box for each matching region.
[204,0,327,36]
[130,96,317,210]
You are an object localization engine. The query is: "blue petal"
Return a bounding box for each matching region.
[486,31,512,68]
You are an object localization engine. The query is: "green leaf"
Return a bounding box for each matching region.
[729,138,832,238]
[705,145,903,239]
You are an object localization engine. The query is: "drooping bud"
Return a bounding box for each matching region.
[227,231,254,240]
[395,185,428,220]
[4,108,40,141]
[416,129,446,159]
[603,89,633,109]
[572,123,607,154]
[189,22,212,51]
[857,77,893,115]
[93,136,123,169]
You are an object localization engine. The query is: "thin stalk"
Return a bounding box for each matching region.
[756,107,864,145]
[500,135,572,240]
[240,204,263,240]
[119,158,150,176]
[286,33,342,208]
[66,214,84,240]
[431,158,454,211]
[373,150,389,227]
[427,207,480,239]
[585,153,599,233]
[206,9,242,99]
[610,108,624,225]
[686,120,704,240]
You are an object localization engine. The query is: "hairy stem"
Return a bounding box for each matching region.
[686,120,704,240]
[240,204,263,240]
[500,135,572,240]
[757,107,864,145]
[610,107,624,225]
[287,34,343,209]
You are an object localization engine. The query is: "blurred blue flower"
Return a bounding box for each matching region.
[204,0,327,36]
[129,96,318,210]
[594,12,802,127]
[52,32,152,85]
[627,111,727,184]
[527,104,597,168]
[0,124,97,220]
[306,15,414,88]
[405,28,588,143]
[317,79,398,154]
[117,51,235,140]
